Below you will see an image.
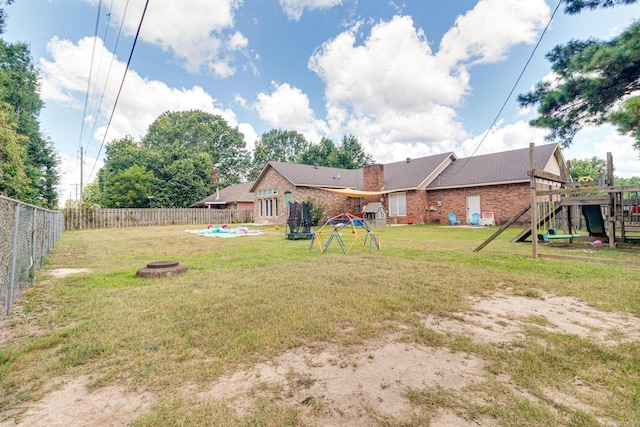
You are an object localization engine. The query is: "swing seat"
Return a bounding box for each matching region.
[538,232,581,242]
[547,233,581,240]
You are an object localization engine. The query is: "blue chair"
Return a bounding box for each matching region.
[468,212,480,226]
[448,213,461,226]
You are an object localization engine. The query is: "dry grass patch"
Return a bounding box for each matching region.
[1,224,640,425]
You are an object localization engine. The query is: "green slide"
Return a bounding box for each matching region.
[581,205,606,237]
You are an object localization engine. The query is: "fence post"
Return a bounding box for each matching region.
[31,210,37,284]
[7,202,21,315]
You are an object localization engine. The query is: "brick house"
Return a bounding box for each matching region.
[250,153,456,225]
[193,181,255,210]
[425,144,568,225]
[249,162,361,224]
[250,143,568,226]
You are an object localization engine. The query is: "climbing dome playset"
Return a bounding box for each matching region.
[310,213,381,254]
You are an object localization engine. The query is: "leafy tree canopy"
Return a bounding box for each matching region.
[102,164,154,208]
[97,111,244,208]
[568,156,607,181]
[143,110,250,187]
[0,102,29,197]
[0,3,59,207]
[518,0,640,151]
[300,135,373,169]
[248,129,310,180]
[80,179,102,208]
[564,0,638,14]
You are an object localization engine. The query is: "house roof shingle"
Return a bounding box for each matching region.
[250,162,363,191]
[427,143,561,189]
[192,181,255,207]
[382,152,456,191]
[250,143,564,195]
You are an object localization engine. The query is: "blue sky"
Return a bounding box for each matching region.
[4,0,640,205]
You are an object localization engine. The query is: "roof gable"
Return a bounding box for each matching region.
[383,152,456,191]
[193,181,255,207]
[427,143,564,189]
[250,162,362,191]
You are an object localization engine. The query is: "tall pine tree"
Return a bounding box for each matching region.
[0,3,59,207]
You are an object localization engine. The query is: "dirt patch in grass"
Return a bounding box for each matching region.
[0,376,154,427]
[2,291,639,425]
[426,292,640,346]
[195,335,485,426]
[47,268,91,278]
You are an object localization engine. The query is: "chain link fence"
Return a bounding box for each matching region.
[1,196,65,319]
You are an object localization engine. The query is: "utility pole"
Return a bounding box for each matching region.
[80,147,84,209]
[79,148,84,230]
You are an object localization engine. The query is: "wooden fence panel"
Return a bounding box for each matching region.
[63,208,253,230]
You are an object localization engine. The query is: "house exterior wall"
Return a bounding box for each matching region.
[252,167,350,224]
[206,201,254,210]
[384,190,430,225]
[235,202,254,210]
[406,190,429,224]
[425,183,532,226]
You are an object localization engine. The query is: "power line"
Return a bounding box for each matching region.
[87,0,150,183]
[453,0,563,175]
[82,0,115,153]
[76,0,103,158]
[84,0,130,155]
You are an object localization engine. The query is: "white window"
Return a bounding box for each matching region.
[389,192,406,216]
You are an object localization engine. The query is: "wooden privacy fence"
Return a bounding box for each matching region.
[63,208,254,230]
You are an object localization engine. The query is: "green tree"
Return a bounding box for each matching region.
[102,165,154,208]
[143,110,250,187]
[335,135,373,169]
[0,6,59,207]
[81,179,102,207]
[300,135,372,169]
[97,137,145,197]
[564,0,637,14]
[518,0,640,150]
[568,157,607,181]
[0,102,28,197]
[300,137,338,167]
[616,175,640,185]
[97,112,248,207]
[608,96,640,144]
[150,142,214,207]
[248,129,310,179]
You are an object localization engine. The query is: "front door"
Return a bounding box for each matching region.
[466,195,480,223]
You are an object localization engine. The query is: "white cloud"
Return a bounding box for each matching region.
[40,35,259,194]
[567,125,640,178]
[459,120,548,158]
[84,0,244,75]
[437,0,550,67]
[279,0,343,21]
[40,36,218,142]
[255,82,328,143]
[307,0,550,159]
[228,31,249,50]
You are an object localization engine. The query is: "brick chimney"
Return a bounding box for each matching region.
[363,163,384,192]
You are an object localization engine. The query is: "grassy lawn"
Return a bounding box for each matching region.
[1,223,639,426]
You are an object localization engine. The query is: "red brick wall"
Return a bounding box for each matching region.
[236,202,254,210]
[363,163,384,191]
[424,183,532,225]
[253,167,350,224]
[384,191,430,225]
